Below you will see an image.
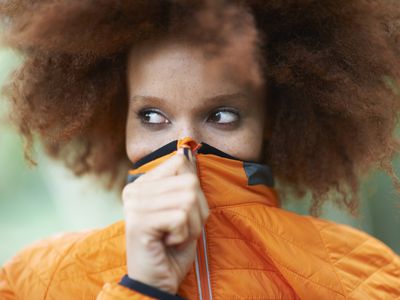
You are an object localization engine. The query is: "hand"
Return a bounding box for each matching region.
[122,148,210,294]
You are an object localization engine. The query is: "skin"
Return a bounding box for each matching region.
[122,38,269,294]
[125,39,269,163]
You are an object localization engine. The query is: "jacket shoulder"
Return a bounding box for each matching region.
[1,229,92,299]
[1,221,125,299]
[309,217,400,298]
[222,204,400,299]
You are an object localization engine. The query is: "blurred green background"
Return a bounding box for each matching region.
[0,48,399,265]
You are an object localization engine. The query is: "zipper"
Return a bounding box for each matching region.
[180,140,212,300]
[194,227,213,300]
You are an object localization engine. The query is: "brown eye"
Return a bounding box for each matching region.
[138,109,170,125]
[207,109,240,125]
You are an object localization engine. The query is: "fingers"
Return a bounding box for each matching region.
[197,190,210,225]
[125,173,199,202]
[136,149,195,183]
[182,149,210,222]
[123,146,209,249]
[164,192,203,246]
[125,207,197,247]
[164,208,200,246]
[123,172,209,222]
[123,185,207,244]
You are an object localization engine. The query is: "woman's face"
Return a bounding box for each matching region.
[126,39,269,163]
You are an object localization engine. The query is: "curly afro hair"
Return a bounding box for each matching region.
[1,0,400,214]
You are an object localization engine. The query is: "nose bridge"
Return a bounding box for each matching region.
[176,119,202,143]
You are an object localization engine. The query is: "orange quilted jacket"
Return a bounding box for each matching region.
[1,137,399,299]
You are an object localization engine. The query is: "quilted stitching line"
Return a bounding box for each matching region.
[315,222,372,267]
[50,229,127,283]
[80,224,124,245]
[225,210,346,297]
[85,265,126,276]
[211,202,275,210]
[307,219,347,296]
[211,235,275,249]
[55,266,126,283]
[214,212,275,272]
[348,254,397,296]
[217,210,301,299]
[15,260,48,295]
[308,219,332,231]
[209,236,280,271]
[331,238,370,266]
[268,261,345,299]
[71,228,125,265]
[223,209,325,260]
[43,233,92,299]
[213,268,279,272]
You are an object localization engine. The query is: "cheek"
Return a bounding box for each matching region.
[125,115,176,163]
[220,111,267,161]
[125,111,152,163]
[125,130,147,164]
[202,124,265,162]
[226,131,265,161]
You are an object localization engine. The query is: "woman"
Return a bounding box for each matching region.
[0,1,399,299]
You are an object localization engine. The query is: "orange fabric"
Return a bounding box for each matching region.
[1,138,399,299]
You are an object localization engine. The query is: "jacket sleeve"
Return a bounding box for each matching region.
[97,282,155,300]
[97,275,185,300]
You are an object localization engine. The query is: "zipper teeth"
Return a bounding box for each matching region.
[191,142,212,300]
[202,228,213,300]
[194,226,213,300]
[194,253,204,300]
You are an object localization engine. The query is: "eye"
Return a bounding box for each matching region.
[207,108,240,126]
[138,109,170,125]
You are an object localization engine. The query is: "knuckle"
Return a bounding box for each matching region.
[202,208,210,223]
[175,209,188,226]
[205,206,210,217]
[138,234,154,248]
[205,209,210,220]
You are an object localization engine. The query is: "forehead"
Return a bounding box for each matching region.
[126,36,266,101]
[127,41,242,99]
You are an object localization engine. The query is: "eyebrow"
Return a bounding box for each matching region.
[129,92,248,107]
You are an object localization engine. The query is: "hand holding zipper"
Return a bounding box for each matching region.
[122,147,210,295]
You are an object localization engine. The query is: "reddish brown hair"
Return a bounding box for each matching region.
[1,0,400,214]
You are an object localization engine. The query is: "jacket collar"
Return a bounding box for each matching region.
[128,137,280,209]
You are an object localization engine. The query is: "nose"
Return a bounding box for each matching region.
[176,121,202,143]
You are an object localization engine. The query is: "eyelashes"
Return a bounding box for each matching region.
[137,107,241,129]
[138,109,170,125]
[206,108,240,125]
